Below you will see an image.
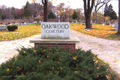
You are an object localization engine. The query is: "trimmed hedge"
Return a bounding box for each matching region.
[7,25,18,31]
[0,46,111,80]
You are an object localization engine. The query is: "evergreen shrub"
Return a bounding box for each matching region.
[0,46,110,80]
[7,25,18,31]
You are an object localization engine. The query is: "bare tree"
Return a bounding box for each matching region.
[94,0,111,23]
[83,0,95,29]
[75,8,84,22]
[56,3,65,22]
[30,3,43,18]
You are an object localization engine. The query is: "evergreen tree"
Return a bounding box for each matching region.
[23,1,31,18]
[104,4,117,20]
[48,11,56,19]
[104,4,109,17]
[72,10,77,20]
[110,11,117,20]
[109,4,113,14]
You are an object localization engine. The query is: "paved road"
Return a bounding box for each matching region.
[0,30,120,76]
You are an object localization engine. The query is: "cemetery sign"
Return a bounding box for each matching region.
[41,22,70,39]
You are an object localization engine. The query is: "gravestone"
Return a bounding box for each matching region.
[15,22,19,26]
[30,22,79,52]
[2,23,5,25]
[21,22,24,25]
[0,25,7,31]
[102,23,105,26]
[113,22,118,31]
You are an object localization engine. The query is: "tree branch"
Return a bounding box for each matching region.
[95,0,111,12]
[90,0,95,13]
[42,0,44,4]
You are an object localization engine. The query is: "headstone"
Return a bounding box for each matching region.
[24,22,27,25]
[26,22,29,25]
[76,20,77,23]
[91,20,93,24]
[21,22,24,25]
[4,33,9,34]
[113,22,118,31]
[83,28,90,31]
[2,23,5,25]
[82,22,85,25]
[41,22,70,39]
[15,22,19,26]
[13,32,18,34]
[102,23,105,26]
[0,25,7,31]
[112,24,115,27]
[33,21,37,24]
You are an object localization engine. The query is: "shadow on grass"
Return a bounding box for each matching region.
[105,34,120,41]
[87,28,101,30]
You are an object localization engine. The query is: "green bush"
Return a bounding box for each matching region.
[7,25,18,31]
[0,46,111,80]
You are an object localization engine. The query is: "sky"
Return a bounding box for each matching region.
[0,0,118,16]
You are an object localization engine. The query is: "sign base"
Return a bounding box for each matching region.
[30,37,79,52]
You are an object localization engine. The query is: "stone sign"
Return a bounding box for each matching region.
[41,22,70,39]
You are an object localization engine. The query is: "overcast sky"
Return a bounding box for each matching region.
[0,0,118,16]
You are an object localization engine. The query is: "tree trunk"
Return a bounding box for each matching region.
[95,11,98,23]
[85,14,91,29]
[44,3,47,22]
[116,0,120,35]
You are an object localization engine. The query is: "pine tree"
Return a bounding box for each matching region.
[48,11,56,19]
[110,11,117,20]
[23,1,31,18]
[104,4,109,17]
[72,10,77,20]
[104,4,117,20]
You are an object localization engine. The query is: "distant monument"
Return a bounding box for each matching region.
[0,25,7,31]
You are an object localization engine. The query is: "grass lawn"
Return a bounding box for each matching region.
[0,24,41,41]
[70,23,120,41]
[0,23,119,41]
